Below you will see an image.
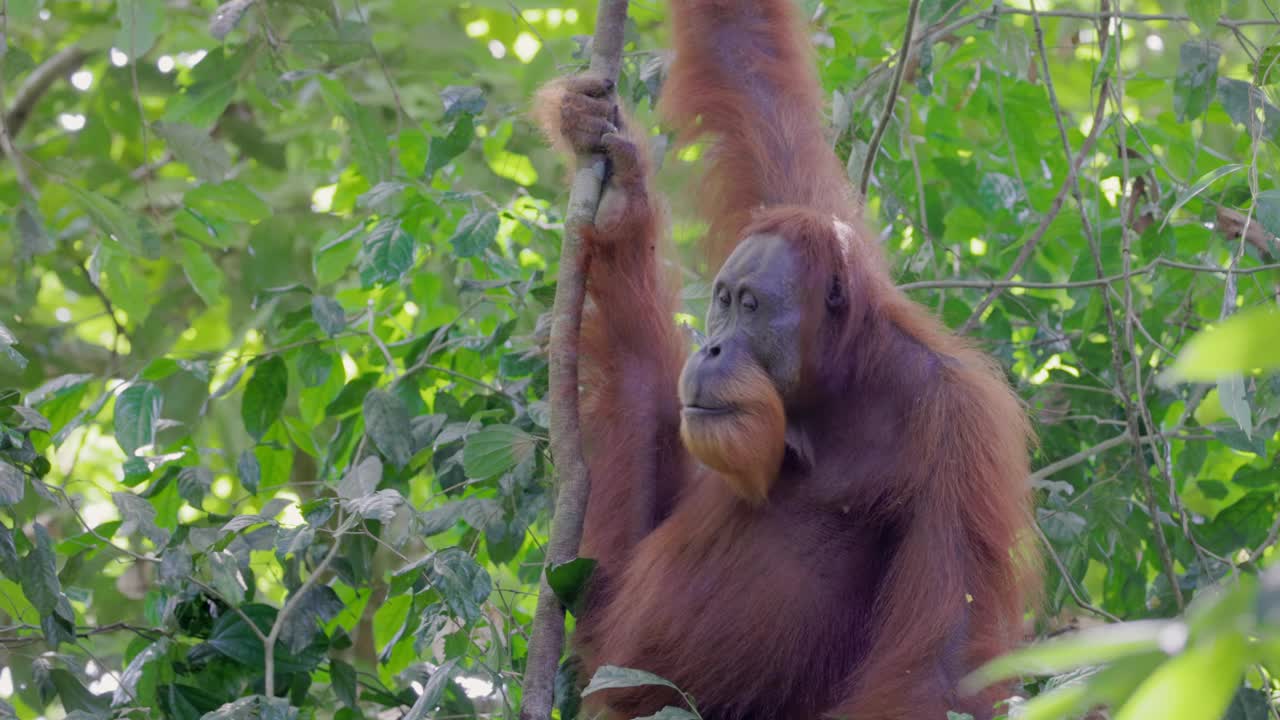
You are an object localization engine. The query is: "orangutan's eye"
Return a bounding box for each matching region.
[741,291,758,312]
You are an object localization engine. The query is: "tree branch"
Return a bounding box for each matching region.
[859,0,922,197]
[520,2,630,719]
[5,45,92,139]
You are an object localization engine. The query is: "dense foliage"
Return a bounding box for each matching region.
[1,0,1279,718]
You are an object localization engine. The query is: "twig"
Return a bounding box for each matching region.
[1034,523,1122,622]
[859,0,922,197]
[956,88,1109,333]
[992,6,1280,27]
[1029,0,1184,610]
[263,512,354,697]
[519,2,631,719]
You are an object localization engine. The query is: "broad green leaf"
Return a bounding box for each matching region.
[440,86,486,119]
[1217,375,1252,437]
[330,659,358,708]
[318,77,389,182]
[1163,305,1280,382]
[112,638,171,707]
[1158,164,1243,231]
[163,47,244,127]
[154,122,231,182]
[402,659,458,720]
[50,668,109,715]
[1258,45,1280,86]
[583,665,683,696]
[547,557,597,616]
[19,523,61,614]
[116,0,162,57]
[358,219,415,286]
[449,210,499,258]
[463,424,536,479]
[1174,41,1221,122]
[337,455,383,500]
[113,491,168,546]
[311,296,346,336]
[429,548,491,623]
[289,20,373,66]
[179,237,225,306]
[279,585,344,653]
[0,461,23,506]
[16,201,53,256]
[241,356,288,440]
[0,321,26,369]
[1115,631,1247,720]
[961,620,1182,693]
[114,383,162,455]
[426,114,475,178]
[185,181,271,223]
[68,185,144,255]
[238,449,261,493]
[1257,189,1280,236]
[1187,0,1221,34]
[363,390,414,468]
[203,603,324,674]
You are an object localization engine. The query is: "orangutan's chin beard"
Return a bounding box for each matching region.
[678,364,786,505]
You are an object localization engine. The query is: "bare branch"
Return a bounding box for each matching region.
[5,45,92,139]
[859,0,922,197]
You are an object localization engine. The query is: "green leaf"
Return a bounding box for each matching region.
[1187,0,1221,34]
[583,665,683,697]
[68,185,145,255]
[429,548,491,623]
[0,523,19,579]
[403,659,458,720]
[238,449,261,493]
[425,114,475,178]
[154,122,231,182]
[50,668,109,715]
[0,322,27,370]
[116,0,162,57]
[449,210,499,258]
[330,659,358,708]
[19,523,62,614]
[0,461,24,506]
[1217,375,1252,437]
[113,491,168,546]
[185,181,271,223]
[1257,45,1280,86]
[163,47,244,128]
[1163,305,1280,382]
[463,424,536,479]
[114,383,162,455]
[1115,631,1247,720]
[179,237,225,306]
[203,604,324,674]
[440,86,486,119]
[16,201,53,256]
[961,620,1183,693]
[1158,164,1243,231]
[1257,189,1280,236]
[289,21,373,66]
[241,356,288,440]
[326,373,380,417]
[311,296,346,336]
[547,557,597,616]
[318,77,390,182]
[337,455,382,499]
[358,219,415,286]
[363,390,413,468]
[279,585,344,653]
[1174,41,1221,122]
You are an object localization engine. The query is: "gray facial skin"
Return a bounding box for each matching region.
[679,233,808,411]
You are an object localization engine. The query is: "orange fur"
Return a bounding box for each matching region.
[678,361,785,504]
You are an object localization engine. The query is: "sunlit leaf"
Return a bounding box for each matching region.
[1163,305,1280,382]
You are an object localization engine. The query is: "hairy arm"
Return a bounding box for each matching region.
[661,0,853,261]
[534,76,690,570]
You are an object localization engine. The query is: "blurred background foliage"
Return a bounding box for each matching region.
[1,0,1279,718]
